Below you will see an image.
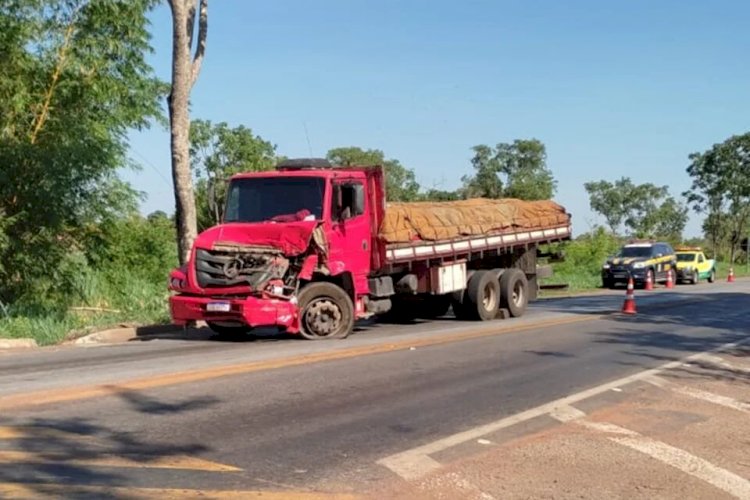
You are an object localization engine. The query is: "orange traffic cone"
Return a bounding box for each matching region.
[644,271,654,291]
[728,268,735,283]
[622,277,637,315]
[665,269,674,289]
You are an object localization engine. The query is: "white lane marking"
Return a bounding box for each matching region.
[577,420,639,436]
[645,376,750,413]
[612,435,750,499]
[378,337,750,480]
[549,405,585,422]
[559,407,750,498]
[702,354,750,375]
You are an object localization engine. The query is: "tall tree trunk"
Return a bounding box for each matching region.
[168,0,207,264]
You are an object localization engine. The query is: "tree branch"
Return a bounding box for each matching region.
[185,0,196,49]
[29,4,82,144]
[190,0,207,89]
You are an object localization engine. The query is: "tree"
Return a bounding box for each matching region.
[0,0,163,307]
[584,179,632,234]
[684,133,750,264]
[461,139,557,200]
[167,0,207,265]
[420,189,460,202]
[326,147,420,202]
[190,120,278,230]
[585,177,688,240]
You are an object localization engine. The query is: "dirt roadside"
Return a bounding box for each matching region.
[370,342,750,499]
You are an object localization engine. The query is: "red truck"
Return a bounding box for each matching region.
[169,158,572,339]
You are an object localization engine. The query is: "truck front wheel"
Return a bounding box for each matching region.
[500,269,529,317]
[298,282,354,340]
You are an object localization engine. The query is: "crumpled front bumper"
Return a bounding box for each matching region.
[169,294,299,332]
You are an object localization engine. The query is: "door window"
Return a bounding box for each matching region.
[332,182,365,221]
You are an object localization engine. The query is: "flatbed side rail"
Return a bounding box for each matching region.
[385,225,572,264]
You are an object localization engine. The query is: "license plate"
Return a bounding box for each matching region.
[206,302,231,312]
[613,273,627,279]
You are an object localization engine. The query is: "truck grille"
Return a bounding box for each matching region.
[195,249,252,288]
[194,248,288,289]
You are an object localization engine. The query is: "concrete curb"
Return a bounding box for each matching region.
[70,323,194,346]
[0,338,39,350]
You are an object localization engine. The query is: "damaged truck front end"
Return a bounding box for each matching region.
[169,236,323,335]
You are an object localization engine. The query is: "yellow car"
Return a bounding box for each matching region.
[675,247,716,284]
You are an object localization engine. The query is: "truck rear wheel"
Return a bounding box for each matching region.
[500,269,528,317]
[456,270,500,321]
[298,282,354,340]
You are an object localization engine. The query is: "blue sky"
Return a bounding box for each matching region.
[125,0,750,237]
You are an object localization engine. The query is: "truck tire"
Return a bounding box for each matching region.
[298,282,354,340]
[461,270,500,321]
[500,269,528,317]
[207,322,250,341]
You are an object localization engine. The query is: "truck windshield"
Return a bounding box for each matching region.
[676,253,696,262]
[618,247,651,258]
[224,176,325,223]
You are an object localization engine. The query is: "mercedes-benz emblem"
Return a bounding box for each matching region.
[223,258,242,279]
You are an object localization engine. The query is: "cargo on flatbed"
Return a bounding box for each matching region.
[168,159,572,340]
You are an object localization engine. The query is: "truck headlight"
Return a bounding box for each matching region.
[170,277,185,290]
[632,262,645,269]
[602,264,610,270]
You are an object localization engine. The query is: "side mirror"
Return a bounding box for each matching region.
[352,184,365,216]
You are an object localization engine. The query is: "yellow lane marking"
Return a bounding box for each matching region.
[0,426,98,442]
[0,450,241,472]
[0,315,600,412]
[0,483,359,500]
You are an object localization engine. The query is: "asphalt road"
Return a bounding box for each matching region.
[0,282,748,498]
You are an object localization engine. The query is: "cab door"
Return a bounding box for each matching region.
[328,179,372,294]
[696,253,708,275]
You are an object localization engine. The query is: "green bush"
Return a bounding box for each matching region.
[544,227,621,291]
[0,213,176,345]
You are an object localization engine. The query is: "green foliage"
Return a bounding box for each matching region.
[326,147,421,202]
[419,189,461,202]
[462,139,557,200]
[0,0,163,307]
[0,212,175,345]
[585,177,687,240]
[550,228,621,284]
[190,119,279,230]
[85,213,178,284]
[684,133,750,263]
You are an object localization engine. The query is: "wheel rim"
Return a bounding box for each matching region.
[482,282,498,312]
[512,280,525,307]
[303,298,342,337]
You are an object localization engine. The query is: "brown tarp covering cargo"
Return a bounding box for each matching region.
[381,198,570,244]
